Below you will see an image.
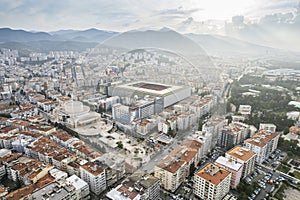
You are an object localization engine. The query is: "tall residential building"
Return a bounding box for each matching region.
[154,157,187,192]
[194,163,231,200]
[28,182,74,200]
[225,146,256,179]
[244,130,280,164]
[80,162,106,195]
[202,117,227,149]
[182,139,203,166]
[218,122,249,150]
[195,130,212,156]
[112,103,132,125]
[215,156,243,189]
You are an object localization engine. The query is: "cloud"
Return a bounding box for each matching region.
[223,4,300,51]
[158,8,201,16]
[0,0,298,32]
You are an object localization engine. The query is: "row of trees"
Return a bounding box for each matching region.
[236,180,259,199]
[52,122,80,138]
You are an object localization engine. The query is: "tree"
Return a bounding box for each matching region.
[0,113,11,118]
[116,141,123,149]
[189,163,196,177]
[198,119,204,131]
[167,127,174,137]
[134,149,139,155]
[97,106,104,114]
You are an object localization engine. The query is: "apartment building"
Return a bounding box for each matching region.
[194,163,231,200]
[80,162,106,195]
[225,146,256,179]
[215,156,243,189]
[244,130,280,164]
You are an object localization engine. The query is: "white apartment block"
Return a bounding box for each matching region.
[259,123,277,132]
[194,131,213,156]
[80,162,106,195]
[67,174,90,200]
[225,146,256,179]
[215,156,243,189]
[244,130,280,164]
[238,105,251,115]
[194,163,231,200]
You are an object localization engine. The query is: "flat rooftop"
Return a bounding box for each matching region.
[226,146,256,162]
[215,156,243,171]
[196,163,231,185]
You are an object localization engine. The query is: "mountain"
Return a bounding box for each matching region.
[0,28,117,43]
[50,28,117,42]
[0,28,116,55]
[102,28,223,82]
[102,28,207,56]
[49,29,78,35]
[186,33,278,56]
[0,28,54,42]
[0,40,97,56]
[0,27,290,57]
[26,40,98,52]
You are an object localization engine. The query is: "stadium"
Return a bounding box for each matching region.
[108,81,191,108]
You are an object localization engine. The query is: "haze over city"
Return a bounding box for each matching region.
[0,1,300,200]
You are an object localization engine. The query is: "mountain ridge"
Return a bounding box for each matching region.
[0,27,295,57]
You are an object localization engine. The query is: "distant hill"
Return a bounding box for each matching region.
[0,28,115,55]
[26,40,98,52]
[0,28,117,43]
[102,28,223,82]
[103,28,207,56]
[0,40,97,56]
[50,28,117,42]
[0,27,288,57]
[186,33,278,56]
[0,28,53,42]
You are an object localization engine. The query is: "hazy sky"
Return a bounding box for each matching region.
[0,0,299,31]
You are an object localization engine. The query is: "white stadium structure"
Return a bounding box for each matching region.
[108,81,191,108]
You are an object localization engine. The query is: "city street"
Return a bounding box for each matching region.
[139,126,198,173]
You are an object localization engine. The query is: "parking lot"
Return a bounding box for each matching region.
[262,149,286,168]
[244,165,286,200]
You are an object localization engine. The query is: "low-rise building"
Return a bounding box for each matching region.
[238,105,251,116]
[67,174,90,200]
[107,173,160,200]
[259,123,276,132]
[0,164,6,179]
